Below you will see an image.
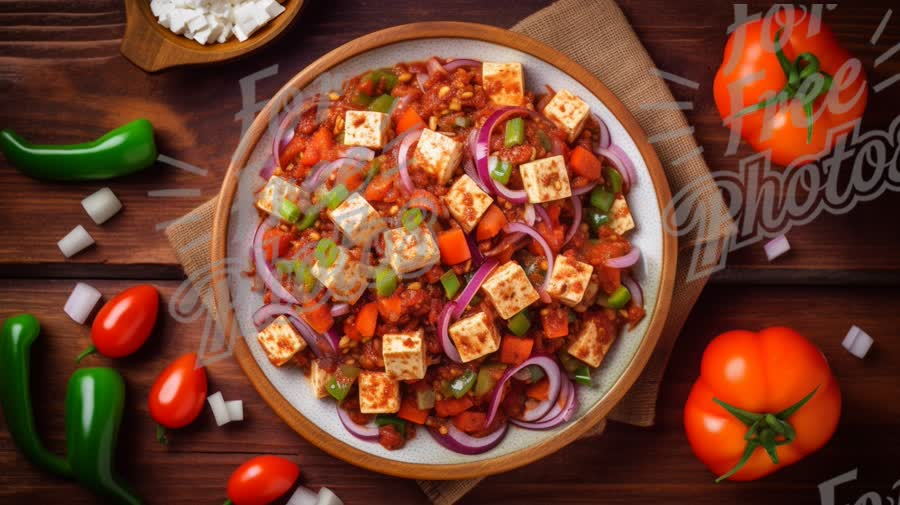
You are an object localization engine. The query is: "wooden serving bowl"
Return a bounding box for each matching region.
[120,0,304,72]
[211,22,677,480]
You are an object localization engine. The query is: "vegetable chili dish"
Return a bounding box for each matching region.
[250,57,645,454]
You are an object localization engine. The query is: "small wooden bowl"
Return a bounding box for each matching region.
[120,0,304,72]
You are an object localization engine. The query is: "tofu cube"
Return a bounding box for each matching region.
[382,227,439,275]
[328,193,386,246]
[567,319,616,368]
[547,256,594,306]
[444,174,493,233]
[480,261,540,319]
[256,315,307,366]
[519,155,572,203]
[358,372,400,414]
[413,128,464,184]
[543,89,591,143]
[256,176,305,220]
[382,330,427,380]
[310,246,368,304]
[482,62,525,106]
[217,22,233,43]
[609,194,635,235]
[309,359,331,399]
[232,3,262,42]
[258,0,286,19]
[344,110,390,149]
[185,11,208,34]
[449,312,501,363]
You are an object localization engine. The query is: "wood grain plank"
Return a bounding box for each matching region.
[0,281,897,504]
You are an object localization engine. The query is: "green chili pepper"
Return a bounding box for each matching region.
[504,117,525,147]
[605,167,624,194]
[440,270,460,299]
[590,187,616,212]
[0,314,142,505]
[573,364,593,386]
[375,266,398,297]
[314,239,338,268]
[490,158,513,184]
[368,95,395,114]
[449,370,477,398]
[605,285,632,309]
[0,119,157,181]
[507,310,531,336]
[65,367,142,505]
[374,415,407,437]
[325,184,349,210]
[402,208,424,231]
[296,205,321,231]
[280,200,301,223]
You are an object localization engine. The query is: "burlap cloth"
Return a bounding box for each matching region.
[166,0,733,502]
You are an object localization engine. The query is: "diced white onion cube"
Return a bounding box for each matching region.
[207,391,230,426]
[64,282,102,324]
[81,187,123,225]
[763,234,790,261]
[225,400,243,422]
[58,225,95,258]
[287,486,319,505]
[842,325,873,359]
[316,487,343,505]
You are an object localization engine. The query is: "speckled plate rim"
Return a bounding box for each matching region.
[211,21,677,480]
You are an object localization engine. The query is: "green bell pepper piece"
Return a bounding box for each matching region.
[585,208,611,237]
[573,364,593,386]
[368,94,395,114]
[0,119,157,181]
[590,187,616,212]
[507,310,531,336]
[375,266,398,297]
[605,167,624,194]
[490,158,512,185]
[280,200,301,223]
[474,363,507,397]
[440,270,460,299]
[504,117,525,147]
[605,285,631,309]
[449,370,477,398]
[374,415,407,437]
[315,239,338,268]
[326,366,359,402]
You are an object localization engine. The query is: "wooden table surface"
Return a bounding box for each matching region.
[1,1,898,504]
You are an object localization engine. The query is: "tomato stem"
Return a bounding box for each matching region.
[155,424,169,445]
[74,345,97,364]
[712,386,819,483]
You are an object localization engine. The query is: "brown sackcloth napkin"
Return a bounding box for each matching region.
[166,0,733,502]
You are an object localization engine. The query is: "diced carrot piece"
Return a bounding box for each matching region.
[262,228,291,263]
[396,107,425,134]
[301,127,335,167]
[356,302,379,339]
[475,205,508,241]
[364,171,395,201]
[569,145,603,180]
[452,411,487,433]
[499,335,534,366]
[279,135,305,168]
[377,294,403,322]
[302,303,334,334]
[526,378,551,401]
[397,397,430,425]
[438,228,471,265]
[435,397,474,417]
[541,307,569,339]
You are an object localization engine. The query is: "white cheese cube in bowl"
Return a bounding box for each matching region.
[543,89,591,143]
[444,174,493,233]
[449,311,501,363]
[344,110,390,149]
[358,372,400,414]
[519,155,572,203]
[382,330,427,380]
[480,261,540,319]
[412,128,464,184]
[482,62,525,106]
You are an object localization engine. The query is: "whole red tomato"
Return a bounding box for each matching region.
[77,284,159,362]
[224,455,300,505]
[149,353,208,440]
[714,7,868,167]
[684,327,841,482]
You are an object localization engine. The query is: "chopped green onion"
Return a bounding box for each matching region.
[605,285,631,309]
[440,270,461,299]
[279,200,300,223]
[375,266,398,296]
[295,205,320,231]
[275,260,295,274]
[605,167,624,194]
[574,364,592,386]
[507,310,531,336]
[374,414,406,437]
[454,116,473,128]
[449,370,477,398]
[490,157,512,185]
[368,94,395,114]
[416,389,436,410]
[402,208,424,231]
[314,239,338,268]
[537,131,553,152]
[351,92,372,107]
[295,261,317,292]
[325,184,349,210]
[590,187,616,212]
[504,117,525,147]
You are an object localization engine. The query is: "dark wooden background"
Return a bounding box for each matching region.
[1,1,899,504]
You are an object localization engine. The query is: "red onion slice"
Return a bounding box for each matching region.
[341,147,375,162]
[324,327,341,352]
[605,245,641,269]
[475,107,545,204]
[253,219,299,304]
[443,59,482,72]
[426,57,447,77]
[272,96,318,166]
[428,423,508,455]
[251,303,323,358]
[465,231,485,267]
[563,196,582,246]
[302,158,364,191]
[451,259,499,319]
[510,379,578,430]
[503,223,554,293]
[259,160,276,180]
[591,113,611,151]
[416,72,429,93]
[596,144,637,193]
[621,274,643,308]
[533,203,551,225]
[330,303,350,317]
[486,355,562,427]
[462,159,490,193]
[337,404,379,441]
[571,181,599,196]
[398,127,423,193]
[439,301,463,363]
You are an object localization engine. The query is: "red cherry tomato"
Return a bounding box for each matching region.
[149,353,208,432]
[80,284,159,361]
[225,455,300,505]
